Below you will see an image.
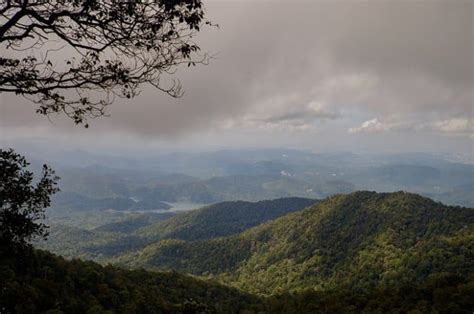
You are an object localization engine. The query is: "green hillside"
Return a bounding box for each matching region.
[94,212,176,234]
[2,249,473,313]
[137,197,317,241]
[37,212,172,260]
[262,274,474,313]
[114,192,474,295]
[5,192,474,313]
[66,198,316,258]
[0,250,261,313]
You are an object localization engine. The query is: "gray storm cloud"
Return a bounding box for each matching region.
[1,1,472,145]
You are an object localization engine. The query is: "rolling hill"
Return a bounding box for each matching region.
[113,191,474,295]
[136,197,318,241]
[0,250,261,313]
[40,198,318,259]
[3,249,472,313]
[15,192,474,312]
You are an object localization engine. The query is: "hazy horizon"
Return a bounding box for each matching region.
[1,1,473,155]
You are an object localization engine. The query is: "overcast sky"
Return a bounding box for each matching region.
[1,0,473,155]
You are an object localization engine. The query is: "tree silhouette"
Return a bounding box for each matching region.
[0,0,209,126]
[0,149,59,254]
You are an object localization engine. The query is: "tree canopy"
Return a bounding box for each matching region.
[0,149,59,254]
[0,0,209,126]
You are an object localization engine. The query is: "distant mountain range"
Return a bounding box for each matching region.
[40,192,473,296]
[109,192,473,296]
[40,150,474,213]
[30,191,474,312]
[39,197,318,259]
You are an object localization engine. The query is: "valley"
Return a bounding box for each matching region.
[28,190,474,312]
[4,149,474,312]
[2,1,472,312]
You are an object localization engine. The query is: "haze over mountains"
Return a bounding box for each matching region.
[38,197,318,260]
[33,190,474,312]
[114,192,473,294]
[2,0,472,312]
[8,147,474,312]
[27,149,473,212]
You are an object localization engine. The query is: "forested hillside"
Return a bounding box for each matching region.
[113,192,474,295]
[40,198,317,260]
[0,250,260,313]
[2,0,472,312]
[2,249,473,313]
[136,197,317,241]
[37,212,175,259]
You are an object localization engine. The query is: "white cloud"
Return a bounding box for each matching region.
[349,117,474,139]
[432,118,473,139]
[214,99,338,133]
[2,1,472,153]
[433,118,472,133]
[348,118,392,133]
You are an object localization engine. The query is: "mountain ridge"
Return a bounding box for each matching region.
[112,191,474,295]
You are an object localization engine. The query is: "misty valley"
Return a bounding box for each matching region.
[9,149,469,312]
[1,0,473,312]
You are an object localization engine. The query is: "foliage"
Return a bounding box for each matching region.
[0,249,472,313]
[0,149,59,254]
[0,0,210,125]
[263,273,474,313]
[95,213,176,234]
[113,192,474,295]
[5,190,474,313]
[40,198,316,259]
[36,212,175,260]
[137,198,317,241]
[0,250,260,314]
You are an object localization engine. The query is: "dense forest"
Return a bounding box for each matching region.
[111,192,473,296]
[1,249,473,313]
[1,0,472,312]
[2,191,473,312]
[137,198,318,241]
[39,198,317,259]
[0,250,261,313]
